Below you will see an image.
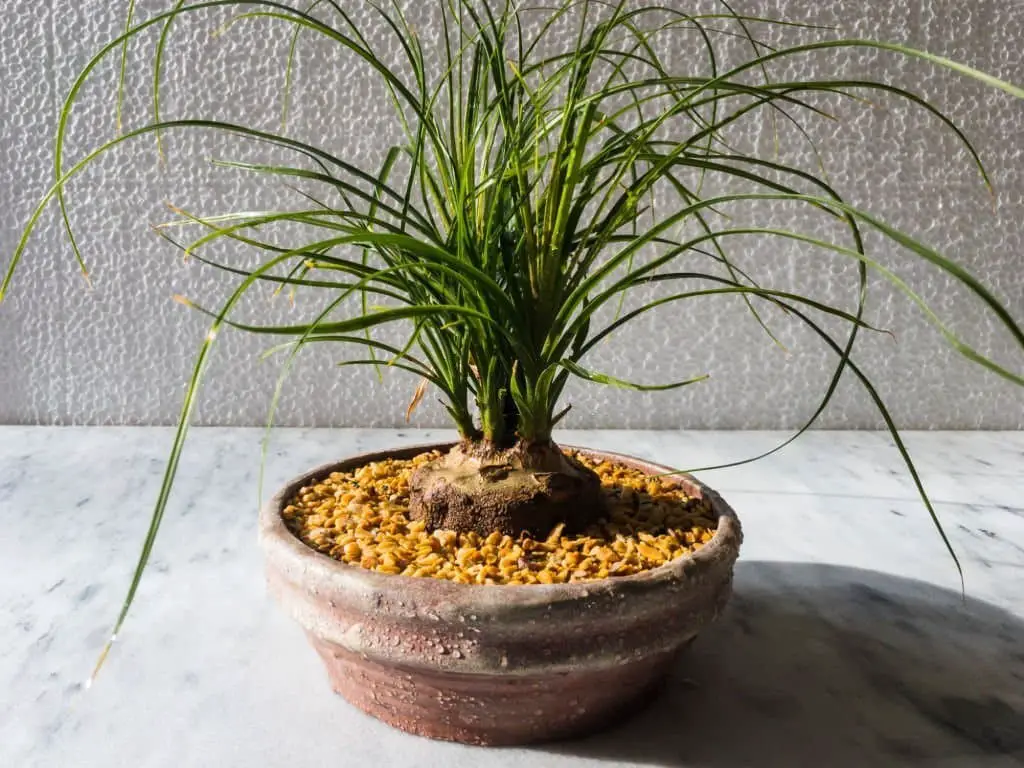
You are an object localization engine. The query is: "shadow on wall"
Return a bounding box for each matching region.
[542,562,1024,767]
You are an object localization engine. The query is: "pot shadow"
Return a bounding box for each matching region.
[540,561,1024,767]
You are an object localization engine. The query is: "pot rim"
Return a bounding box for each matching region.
[259,441,742,609]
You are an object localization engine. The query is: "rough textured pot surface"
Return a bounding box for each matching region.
[259,443,743,746]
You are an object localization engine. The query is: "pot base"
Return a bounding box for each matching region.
[309,632,695,745]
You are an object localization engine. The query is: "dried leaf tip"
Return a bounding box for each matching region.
[406,378,428,422]
[87,632,118,688]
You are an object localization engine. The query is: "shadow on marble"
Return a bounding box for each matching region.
[543,562,1024,767]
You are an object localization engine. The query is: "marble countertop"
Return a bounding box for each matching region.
[2,427,1023,767]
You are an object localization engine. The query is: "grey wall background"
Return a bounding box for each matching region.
[1,0,1022,430]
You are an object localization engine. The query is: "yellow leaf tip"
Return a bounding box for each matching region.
[89,633,117,686]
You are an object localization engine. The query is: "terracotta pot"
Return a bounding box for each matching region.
[259,443,742,745]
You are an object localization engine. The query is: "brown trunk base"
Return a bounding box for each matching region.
[408,440,605,537]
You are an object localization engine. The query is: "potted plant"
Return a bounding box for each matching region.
[4,0,1022,746]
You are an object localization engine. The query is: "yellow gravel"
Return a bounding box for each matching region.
[282,450,718,585]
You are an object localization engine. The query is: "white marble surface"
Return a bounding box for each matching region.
[2,427,1023,767]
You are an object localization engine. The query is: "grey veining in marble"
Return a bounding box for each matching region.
[2,427,1023,767]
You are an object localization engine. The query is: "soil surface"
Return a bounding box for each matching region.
[282,449,717,585]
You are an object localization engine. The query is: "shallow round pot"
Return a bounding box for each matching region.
[259,443,742,745]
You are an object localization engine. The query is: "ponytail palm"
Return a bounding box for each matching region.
[3,0,1023,671]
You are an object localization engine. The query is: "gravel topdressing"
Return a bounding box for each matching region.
[282,449,718,585]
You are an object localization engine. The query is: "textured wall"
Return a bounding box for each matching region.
[1,0,1022,430]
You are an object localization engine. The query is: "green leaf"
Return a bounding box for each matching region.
[560,360,709,392]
